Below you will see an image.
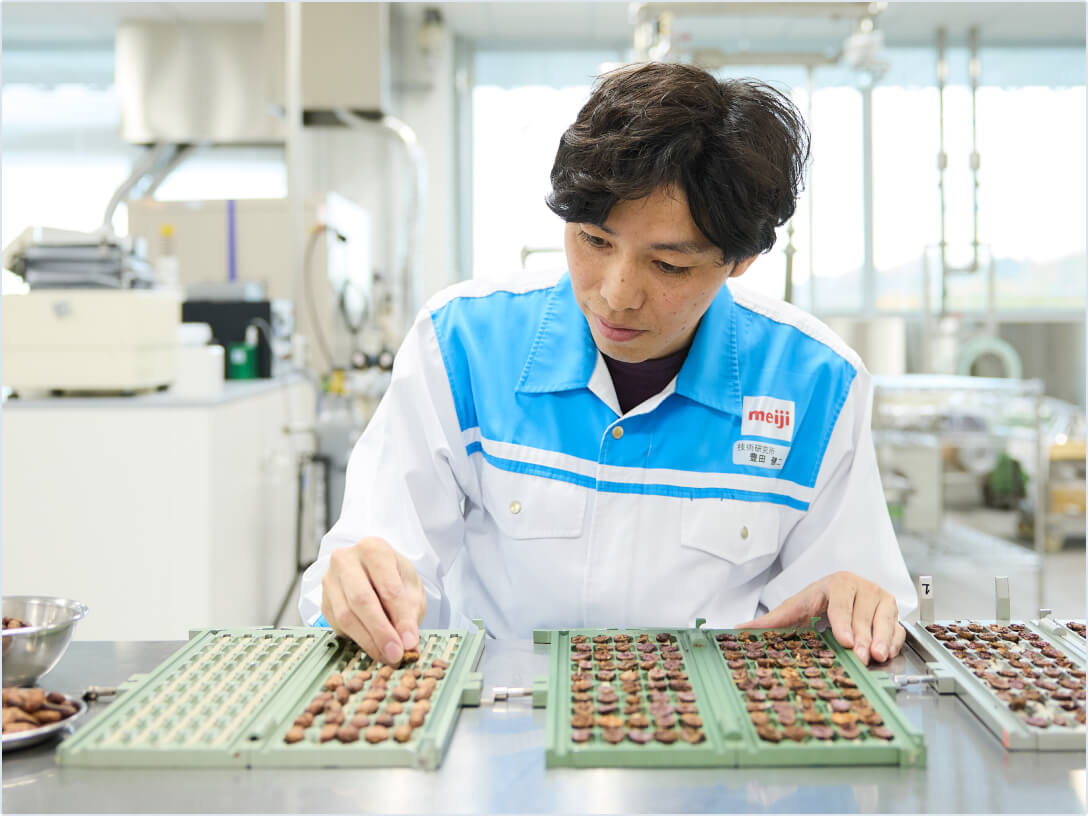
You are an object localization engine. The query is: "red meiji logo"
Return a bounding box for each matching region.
[746,407,791,430]
[741,396,796,443]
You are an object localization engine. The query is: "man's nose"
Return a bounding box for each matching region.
[599,257,645,312]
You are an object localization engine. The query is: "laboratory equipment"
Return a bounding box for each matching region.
[1,289,180,394]
[1,226,180,393]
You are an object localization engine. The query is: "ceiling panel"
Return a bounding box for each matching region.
[2,2,1083,48]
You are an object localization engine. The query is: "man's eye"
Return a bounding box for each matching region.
[578,230,608,248]
[656,261,692,275]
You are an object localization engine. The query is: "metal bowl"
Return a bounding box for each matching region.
[2,596,88,687]
[1,695,87,753]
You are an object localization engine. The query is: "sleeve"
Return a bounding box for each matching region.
[759,365,918,620]
[298,308,475,628]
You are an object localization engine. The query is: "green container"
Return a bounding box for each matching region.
[226,342,258,380]
[535,624,926,768]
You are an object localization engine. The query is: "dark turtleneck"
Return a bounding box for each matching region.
[602,345,690,414]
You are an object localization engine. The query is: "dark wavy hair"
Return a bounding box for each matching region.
[547,62,810,265]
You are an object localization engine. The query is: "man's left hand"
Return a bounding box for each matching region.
[735,571,905,665]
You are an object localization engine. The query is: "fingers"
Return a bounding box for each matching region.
[736,581,824,630]
[888,622,907,659]
[849,584,880,665]
[322,538,425,664]
[321,566,384,661]
[825,573,858,651]
[360,542,419,662]
[736,572,905,668]
[869,596,900,663]
[399,552,428,629]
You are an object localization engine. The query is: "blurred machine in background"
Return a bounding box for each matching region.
[128,193,375,375]
[1,226,180,394]
[873,375,1087,554]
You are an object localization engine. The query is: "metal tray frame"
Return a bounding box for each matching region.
[535,625,925,768]
[1030,615,1087,665]
[57,625,485,770]
[906,619,1085,751]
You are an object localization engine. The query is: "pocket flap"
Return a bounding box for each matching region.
[481,466,588,540]
[680,500,780,565]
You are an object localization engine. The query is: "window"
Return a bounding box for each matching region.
[873,46,1086,315]
[470,50,624,280]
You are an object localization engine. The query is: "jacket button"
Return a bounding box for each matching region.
[509,501,522,515]
[611,426,624,439]
[740,526,749,539]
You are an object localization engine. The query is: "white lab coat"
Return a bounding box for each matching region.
[300,270,917,637]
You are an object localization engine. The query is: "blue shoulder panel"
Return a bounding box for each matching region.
[429,276,858,494]
[430,278,617,460]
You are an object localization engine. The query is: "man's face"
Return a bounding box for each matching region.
[565,186,757,363]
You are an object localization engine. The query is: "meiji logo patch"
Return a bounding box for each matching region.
[741,396,795,442]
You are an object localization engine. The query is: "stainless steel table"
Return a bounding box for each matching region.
[3,639,1085,813]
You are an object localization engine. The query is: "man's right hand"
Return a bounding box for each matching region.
[321,536,426,664]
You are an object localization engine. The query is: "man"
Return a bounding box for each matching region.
[300,62,917,668]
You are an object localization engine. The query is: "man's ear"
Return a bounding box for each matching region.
[729,254,760,279]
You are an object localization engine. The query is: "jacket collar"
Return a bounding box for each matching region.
[675,280,743,417]
[516,273,598,394]
[517,272,743,418]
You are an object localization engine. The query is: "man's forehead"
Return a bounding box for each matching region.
[593,186,717,255]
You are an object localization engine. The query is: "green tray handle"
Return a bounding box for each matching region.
[461,672,483,706]
[532,676,548,708]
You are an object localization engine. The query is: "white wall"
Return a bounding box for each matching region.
[299,5,459,325]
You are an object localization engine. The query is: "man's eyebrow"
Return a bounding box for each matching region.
[650,239,712,254]
[596,224,713,255]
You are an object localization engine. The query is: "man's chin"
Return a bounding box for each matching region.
[594,338,650,364]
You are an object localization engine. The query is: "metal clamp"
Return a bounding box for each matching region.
[482,686,535,705]
[891,674,938,690]
[81,686,118,702]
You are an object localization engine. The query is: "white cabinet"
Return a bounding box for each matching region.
[2,379,315,640]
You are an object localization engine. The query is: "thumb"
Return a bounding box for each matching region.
[735,592,817,630]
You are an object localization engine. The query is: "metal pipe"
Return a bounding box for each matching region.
[100,142,176,237]
[807,65,815,315]
[921,247,932,370]
[936,27,948,314]
[861,81,875,314]
[633,2,874,22]
[140,144,195,199]
[334,109,428,339]
[967,26,981,273]
[1034,389,1047,603]
[783,220,795,303]
[285,2,305,363]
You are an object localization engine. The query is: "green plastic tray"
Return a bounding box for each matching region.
[535,624,925,768]
[907,619,1085,751]
[536,627,733,768]
[704,628,925,767]
[57,625,485,769]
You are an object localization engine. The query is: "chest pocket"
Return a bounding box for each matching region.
[480,464,588,540]
[680,499,781,566]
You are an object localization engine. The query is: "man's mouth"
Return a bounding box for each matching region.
[594,315,645,342]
